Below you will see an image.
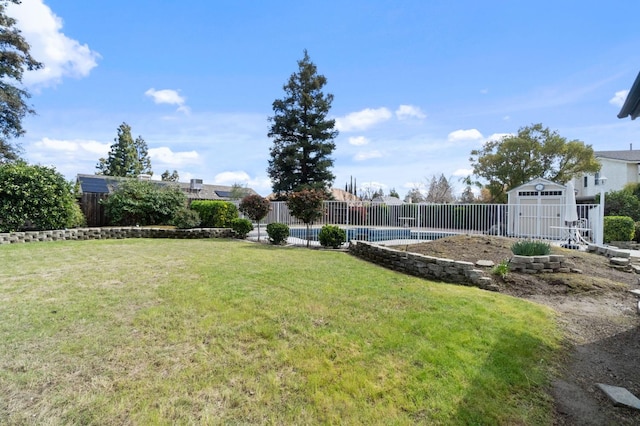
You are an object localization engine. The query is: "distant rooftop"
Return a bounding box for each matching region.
[595,149,640,162]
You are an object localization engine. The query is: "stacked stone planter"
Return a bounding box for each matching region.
[509,254,577,274]
[348,240,497,291]
[0,227,234,245]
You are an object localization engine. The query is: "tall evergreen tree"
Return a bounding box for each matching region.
[267,50,338,196]
[96,122,153,177]
[0,0,43,162]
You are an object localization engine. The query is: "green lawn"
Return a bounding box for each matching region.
[0,239,562,425]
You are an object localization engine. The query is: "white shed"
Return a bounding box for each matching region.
[506,178,569,238]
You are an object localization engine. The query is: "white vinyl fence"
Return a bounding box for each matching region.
[247,201,602,244]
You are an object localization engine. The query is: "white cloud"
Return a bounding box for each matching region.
[452,168,473,177]
[610,90,628,107]
[486,133,512,142]
[145,88,190,114]
[212,171,272,194]
[354,150,383,161]
[348,136,369,146]
[335,108,392,132]
[8,0,100,88]
[148,147,200,167]
[34,137,109,156]
[395,105,426,120]
[480,89,489,95]
[213,171,251,185]
[447,129,483,142]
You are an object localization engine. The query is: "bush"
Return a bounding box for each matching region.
[318,225,346,248]
[190,200,238,228]
[492,259,510,278]
[635,221,640,243]
[171,208,201,229]
[102,180,186,226]
[266,222,289,245]
[0,162,85,232]
[231,218,253,238]
[604,216,635,243]
[511,240,551,256]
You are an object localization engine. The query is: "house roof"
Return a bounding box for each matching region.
[372,195,404,205]
[595,150,640,162]
[76,174,257,200]
[618,71,640,120]
[507,177,563,194]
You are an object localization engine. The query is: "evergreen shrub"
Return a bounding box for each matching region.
[231,218,253,238]
[318,225,346,248]
[266,223,289,245]
[511,240,551,256]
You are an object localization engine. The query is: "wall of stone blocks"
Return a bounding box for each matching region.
[509,254,577,274]
[0,227,235,245]
[348,240,497,291]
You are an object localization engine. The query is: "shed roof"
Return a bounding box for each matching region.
[618,71,640,120]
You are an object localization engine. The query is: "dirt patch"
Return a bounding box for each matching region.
[393,235,640,425]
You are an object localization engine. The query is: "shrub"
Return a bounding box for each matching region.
[492,259,510,278]
[190,200,238,228]
[318,225,346,248]
[635,221,640,243]
[171,208,201,229]
[231,218,253,238]
[511,240,551,256]
[266,222,289,245]
[0,162,85,232]
[603,216,635,243]
[102,180,186,226]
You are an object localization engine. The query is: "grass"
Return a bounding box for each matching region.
[0,239,562,424]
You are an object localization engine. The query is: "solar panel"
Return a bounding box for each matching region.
[214,190,233,198]
[80,176,110,193]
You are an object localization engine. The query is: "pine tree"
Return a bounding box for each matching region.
[267,50,338,196]
[0,0,43,162]
[96,123,153,177]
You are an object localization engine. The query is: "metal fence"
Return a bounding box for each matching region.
[251,201,602,244]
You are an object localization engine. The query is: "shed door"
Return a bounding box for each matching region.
[513,190,562,238]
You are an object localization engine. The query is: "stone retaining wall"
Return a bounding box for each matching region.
[509,254,577,274]
[0,227,234,244]
[348,240,497,291]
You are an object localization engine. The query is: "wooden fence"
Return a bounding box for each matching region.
[80,193,109,227]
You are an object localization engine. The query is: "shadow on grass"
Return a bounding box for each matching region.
[452,328,558,425]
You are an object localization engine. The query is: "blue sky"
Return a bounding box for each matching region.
[10,0,640,197]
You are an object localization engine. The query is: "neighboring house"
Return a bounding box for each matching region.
[76,174,258,226]
[371,195,404,205]
[574,149,640,201]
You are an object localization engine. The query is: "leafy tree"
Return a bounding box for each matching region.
[0,162,84,232]
[404,187,425,203]
[389,188,400,199]
[267,50,338,196]
[239,194,270,241]
[101,179,185,226]
[229,183,250,200]
[161,169,179,182]
[425,174,455,203]
[287,189,326,247]
[602,189,639,221]
[96,122,153,177]
[467,123,600,202]
[0,0,43,162]
[459,185,477,203]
